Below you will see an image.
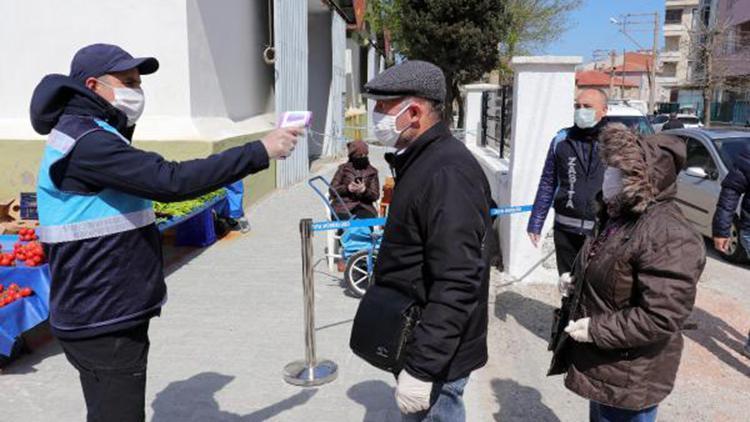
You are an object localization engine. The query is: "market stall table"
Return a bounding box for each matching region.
[0,235,51,357]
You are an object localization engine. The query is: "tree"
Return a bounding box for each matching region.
[497,0,582,83]
[687,15,750,126]
[368,0,511,127]
[399,0,512,126]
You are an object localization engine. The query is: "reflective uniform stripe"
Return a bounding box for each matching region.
[46,129,76,153]
[38,208,156,244]
[555,213,595,231]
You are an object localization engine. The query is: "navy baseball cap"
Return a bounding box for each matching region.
[69,43,159,82]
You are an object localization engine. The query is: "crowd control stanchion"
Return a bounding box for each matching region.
[283,218,338,386]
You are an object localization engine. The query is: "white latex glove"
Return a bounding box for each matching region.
[395,370,432,414]
[558,272,574,297]
[565,318,592,343]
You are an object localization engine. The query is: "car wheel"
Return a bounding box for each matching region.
[722,222,749,264]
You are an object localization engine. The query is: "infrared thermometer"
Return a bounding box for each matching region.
[278,111,313,129]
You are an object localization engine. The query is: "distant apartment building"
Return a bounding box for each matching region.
[658,0,701,105]
[682,0,750,123]
[577,52,654,102]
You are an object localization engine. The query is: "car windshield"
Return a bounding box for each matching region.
[679,117,700,124]
[605,116,655,135]
[714,137,750,170]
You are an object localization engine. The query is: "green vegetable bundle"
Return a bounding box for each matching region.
[153,189,226,218]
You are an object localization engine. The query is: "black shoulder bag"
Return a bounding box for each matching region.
[349,283,422,374]
[547,254,586,375]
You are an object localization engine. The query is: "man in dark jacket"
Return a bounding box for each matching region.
[362,60,492,421]
[527,88,608,274]
[29,44,300,421]
[662,112,685,130]
[713,144,750,357]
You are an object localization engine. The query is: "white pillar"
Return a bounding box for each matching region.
[503,56,581,280]
[366,46,380,139]
[462,84,500,147]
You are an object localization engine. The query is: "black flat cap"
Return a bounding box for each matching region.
[363,60,446,103]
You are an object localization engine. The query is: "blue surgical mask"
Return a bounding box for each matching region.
[574,108,599,129]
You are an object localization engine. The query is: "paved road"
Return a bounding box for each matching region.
[2,147,749,421]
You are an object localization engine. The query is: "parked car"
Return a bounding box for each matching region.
[605,104,655,135]
[667,128,750,262]
[652,113,704,132]
[608,99,649,116]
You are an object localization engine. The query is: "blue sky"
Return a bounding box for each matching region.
[543,0,666,61]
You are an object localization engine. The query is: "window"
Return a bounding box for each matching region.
[605,116,655,135]
[665,9,683,24]
[662,62,678,77]
[665,36,681,52]
[685,138,716,174]
[714,138,750,171]
[653,115,669,124]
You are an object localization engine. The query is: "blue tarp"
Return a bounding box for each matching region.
[341,226,381,259]
[0,234,51,356]
[225,181,245,219]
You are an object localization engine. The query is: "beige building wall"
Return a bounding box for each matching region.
[658,0,701,102]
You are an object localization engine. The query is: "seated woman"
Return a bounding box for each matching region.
[329,140,380,221]
[549,124,706,422]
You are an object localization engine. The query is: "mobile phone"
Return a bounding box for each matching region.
[354,177,363,184]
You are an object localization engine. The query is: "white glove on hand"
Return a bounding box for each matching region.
[558,272,574,297]
[565,318,592,343]
[395,370,432,414]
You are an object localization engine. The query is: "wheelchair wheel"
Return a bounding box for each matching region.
[344,250,376,298]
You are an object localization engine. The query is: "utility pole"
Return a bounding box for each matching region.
[611,12,660,114]
[650,12,659,115]
[609,50,616,98]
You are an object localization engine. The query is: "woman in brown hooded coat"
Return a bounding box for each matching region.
[549,124,706,421]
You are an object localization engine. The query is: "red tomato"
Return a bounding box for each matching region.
[16,253,26,261]
[9,283,19,290]
[33,256,42,264]
[20,288,32,297]
[25,259,36,267]
[19,228,27,236]
[0,284,3,292]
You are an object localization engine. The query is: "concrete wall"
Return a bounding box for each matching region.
[307,10,333,158]
[0,1,277,205]
[187,0,275,120]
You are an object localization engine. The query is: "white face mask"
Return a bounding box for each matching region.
[574,107,599,129]
[372,102,413,147]
[97,79,145,127]
[602,166,624,203]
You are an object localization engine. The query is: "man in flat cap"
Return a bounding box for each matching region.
[361,60,493,421]
[29,44,300,421]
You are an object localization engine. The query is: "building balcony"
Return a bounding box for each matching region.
[660,50,681,61]
[663,23,686,34]
[665,0,699,7]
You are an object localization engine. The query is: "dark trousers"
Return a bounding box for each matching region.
[590,402,658,422]
[553,228,587,275]
[58,322,150,422]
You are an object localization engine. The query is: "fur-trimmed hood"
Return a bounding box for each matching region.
[598,123,686,214]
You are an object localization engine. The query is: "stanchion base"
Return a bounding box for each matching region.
[283,359,338,386]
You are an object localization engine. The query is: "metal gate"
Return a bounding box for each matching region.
[480,85,512,157]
